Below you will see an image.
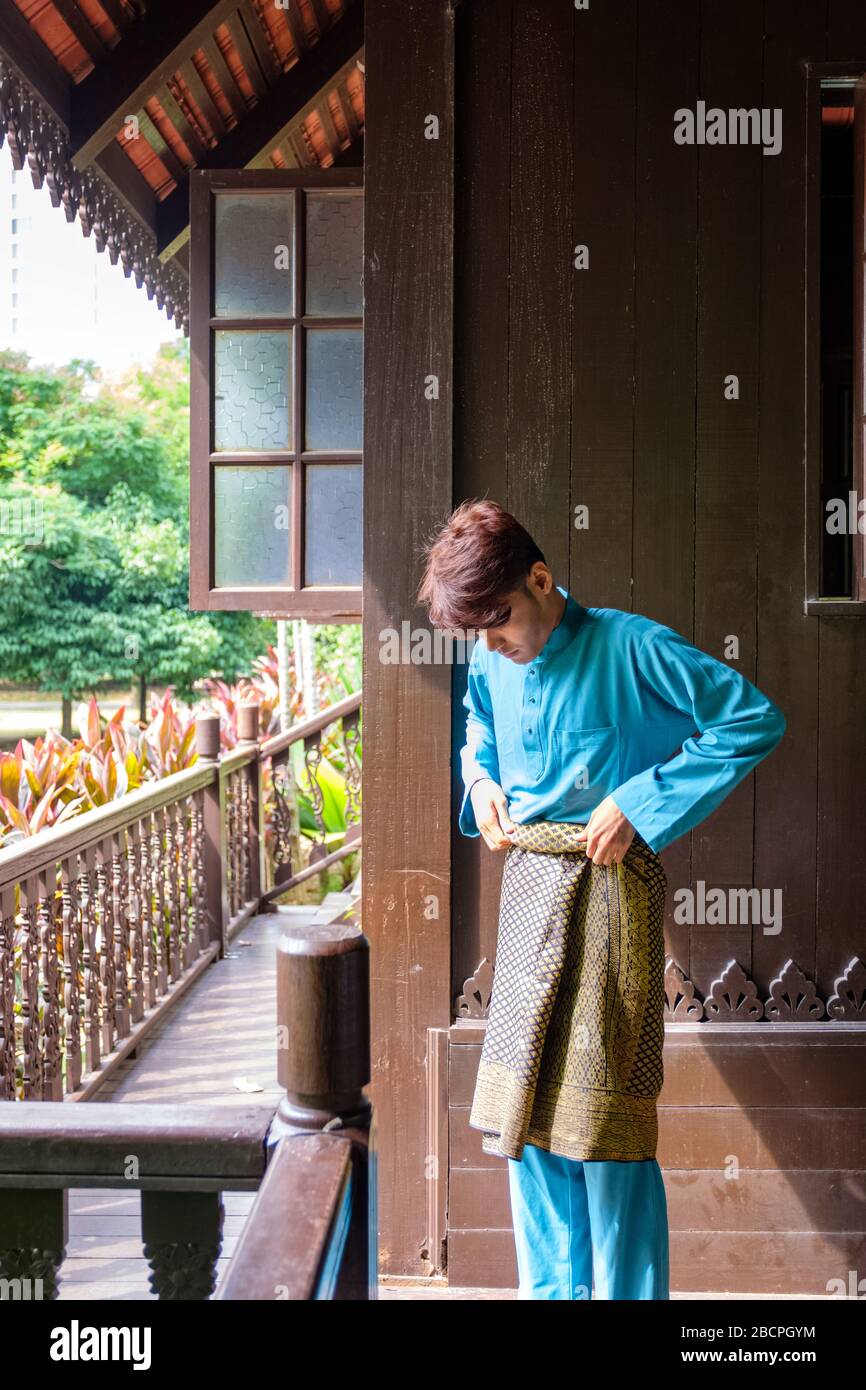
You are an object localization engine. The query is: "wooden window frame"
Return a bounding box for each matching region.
[189,167,363,619]
[805,62,866,615]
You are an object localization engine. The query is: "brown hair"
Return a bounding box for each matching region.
[417,499,546,629]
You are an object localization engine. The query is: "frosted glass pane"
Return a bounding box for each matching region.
[214,332,291,451]
[305,330,362,450]
[305,193,363,315]
[214,466,291,587]
[305,465,362,585]
[214,193,293,317]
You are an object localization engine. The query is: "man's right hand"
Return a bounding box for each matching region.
[470,779,516,851]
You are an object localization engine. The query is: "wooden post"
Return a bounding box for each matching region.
[237,702,264,906]
[195,714,226,956]
[363,0,455,1276]
[268,923,374,1299]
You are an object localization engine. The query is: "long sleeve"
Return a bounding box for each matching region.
[611,626,786,854]
[458,650,502,837]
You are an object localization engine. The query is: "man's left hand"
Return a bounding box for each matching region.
[575,795,636,866]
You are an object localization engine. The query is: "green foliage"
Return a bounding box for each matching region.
[0,346,272,700]
[313,623,362,695]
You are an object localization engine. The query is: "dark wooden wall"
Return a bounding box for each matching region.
[447,0,866,1292]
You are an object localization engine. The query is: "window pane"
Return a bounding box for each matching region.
[305,464,362,585]
[214,331,291,451]
[305,192,363,315]
[214,193,293,317]
[305,329,362,450]
[214,465,292,587]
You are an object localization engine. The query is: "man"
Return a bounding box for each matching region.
[417,499,786,1301]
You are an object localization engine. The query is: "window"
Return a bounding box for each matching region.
[189,169,363,618]
[808,71,866,609]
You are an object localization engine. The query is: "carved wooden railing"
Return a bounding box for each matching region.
[0,694,362,1104]
[260,691,362,903]
[0,919,374,1300]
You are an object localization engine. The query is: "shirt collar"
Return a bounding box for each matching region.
[532,586,587,665]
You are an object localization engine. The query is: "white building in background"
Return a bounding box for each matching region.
[0,144,182,375]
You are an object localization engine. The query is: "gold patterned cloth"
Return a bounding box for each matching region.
[469,819,667,1163]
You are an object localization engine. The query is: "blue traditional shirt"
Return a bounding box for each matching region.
[459,586,786,854]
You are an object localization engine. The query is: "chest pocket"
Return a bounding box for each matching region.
[552,726,621,806]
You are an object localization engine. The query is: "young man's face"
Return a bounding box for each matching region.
[480,564,562,664]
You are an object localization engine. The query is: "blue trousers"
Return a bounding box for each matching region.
[507,1142,670,1299]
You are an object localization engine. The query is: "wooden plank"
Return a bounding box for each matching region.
[91,138,158,231]
[180,55,227,138]
[507,0,572,580]
[425,1027,449,1275]
[814,0,866,1039]
[215,1134,354,1300]
[446,1229,517,1289]
[336,78,360,140]
[450,0,512,1049]
[200,32,248,117]
[282,0,311,57]
[94,0,129,35]
[307,0,332,38]
[51,0,108,65]
[157,80,208,161]
[451,1100,866,1172]
[70,0,241,166]
[137,107,188,181]
[689,1,764,995]
[630,0,700,974]
[317,98,341,159]
[277,136,300,167]
[669,1231,866,1295]
[449,1025,866,1106]
[571,0,635,612]
[289,129,313,166]
[448,1227,866,1295]
[225,9,269,99]
[449,1162,866,1234]
[237,0,282,83]
[363,0,454,1276]
[0,1102,270,1179]
[753,0,824,1027]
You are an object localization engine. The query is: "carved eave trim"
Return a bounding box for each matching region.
[0,61,188,334]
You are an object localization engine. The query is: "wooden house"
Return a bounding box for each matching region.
[0,0,864,1296]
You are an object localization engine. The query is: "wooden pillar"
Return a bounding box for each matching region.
[237,702,263,906]
[195,714,226,956]
[363,0,455,1276]
[268,923,373,1299]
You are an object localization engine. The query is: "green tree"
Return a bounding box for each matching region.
[0,348,272,731]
